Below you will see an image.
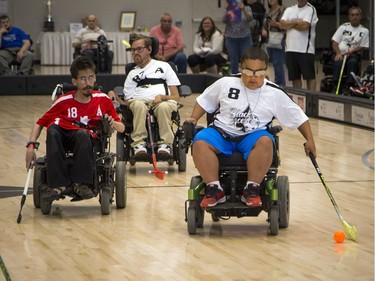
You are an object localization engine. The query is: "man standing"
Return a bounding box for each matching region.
[149,12,187,73]
[0,15,33,75]
[331,6,369,94]
[279,0,318,90]
[72,15,114,73]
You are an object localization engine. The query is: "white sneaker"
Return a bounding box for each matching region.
[134,144,147,155]
[157,144,171,154]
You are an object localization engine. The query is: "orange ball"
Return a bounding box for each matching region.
[334,230,346,243]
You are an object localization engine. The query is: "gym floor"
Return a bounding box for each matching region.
[0,76,373,280]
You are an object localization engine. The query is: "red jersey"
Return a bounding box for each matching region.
[37,90,121,131]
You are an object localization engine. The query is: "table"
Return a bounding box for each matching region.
[38,32,141,66]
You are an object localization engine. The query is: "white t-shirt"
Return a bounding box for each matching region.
[331,23,369,54]
[281,3,318,54]
[123,59,181,100]
[196,76,308,136]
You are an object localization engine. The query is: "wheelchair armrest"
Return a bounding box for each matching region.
[268,125,283,136]
[179,85,192,97]
[183,121,197,143]
[113,86,124,98]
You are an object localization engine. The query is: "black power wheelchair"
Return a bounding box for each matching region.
[114,35,192,172]
[32,83,127,215]
[184,119,289,236]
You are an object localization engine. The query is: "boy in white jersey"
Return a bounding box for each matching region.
[25,57,124,201]
[186,47,316,208]
[331,7,369,93]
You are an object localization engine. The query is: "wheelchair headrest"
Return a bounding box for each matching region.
[127,34,159,58]
[51,83,103,100]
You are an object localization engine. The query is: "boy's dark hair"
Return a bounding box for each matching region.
[0,15,10,21]
[70,56,96,79]
[240,47,269,68]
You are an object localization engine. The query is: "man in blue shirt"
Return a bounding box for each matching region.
[0,15,33,75]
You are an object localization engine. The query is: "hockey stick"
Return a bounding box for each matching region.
[335,55,347,95]
[146,111,166,180]
[0,255,12,281]
[308,152,358,241]
[17,143,39,224]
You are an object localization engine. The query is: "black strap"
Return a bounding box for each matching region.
[136,78,169,95]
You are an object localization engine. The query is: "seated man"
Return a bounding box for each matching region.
[108,34,180,156]
[331,6,369,93]
[186,47,316,208]
[149,12,187,74]
[72,14,114,73]
[25,56,124,201]
[0,15,33,75]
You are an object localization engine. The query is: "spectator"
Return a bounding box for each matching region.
[108,34,180,156]
[262,0,286,86]
[185,47,316,208]
[187,16,227,74]
[72,15,114,73]
[224,0,253,74]
[247,0,266,47]
[0,15,33,75]
[279,0,318,90]
[25,56,124,201]
[149,13,187,73]
[331,6,369,94]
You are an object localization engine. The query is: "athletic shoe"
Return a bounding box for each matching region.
[73,183,95,200]
[200,184,226,208]
[241,183,262,207]
[157,144,171,154]
[134,144,147,155]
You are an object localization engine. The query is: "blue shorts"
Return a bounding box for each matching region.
[193,127,275,160]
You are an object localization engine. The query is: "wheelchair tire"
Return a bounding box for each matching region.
[33,164,43,208]
[211,213,220,222]
[100,186,112,215]
[187,206,197,235]
[189,176,205,227]
[116,132,125,162]
[40,200,52,215]
[277,176,290,228]
[269,205,279,235]
[177,137,187,172]
[115,161,127,209]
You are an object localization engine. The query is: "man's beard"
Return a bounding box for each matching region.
[134,55,142,65]
[82,86,93,97]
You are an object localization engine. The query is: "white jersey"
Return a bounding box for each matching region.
[123,59,181,100]
[281,3,318,54]
[196,76,308,136]
[331,23,369,54]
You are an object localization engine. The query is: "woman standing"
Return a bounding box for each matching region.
[188,17,227,74]
[224,0,253,74]
[262,0,286,86]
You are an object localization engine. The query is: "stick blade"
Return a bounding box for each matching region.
[155,171,164,180]
[342,221,358,241]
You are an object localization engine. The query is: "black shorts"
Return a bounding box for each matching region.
[285,52,316,80]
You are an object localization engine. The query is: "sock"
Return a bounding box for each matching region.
[208,181,223,191]
[246,181,259,188]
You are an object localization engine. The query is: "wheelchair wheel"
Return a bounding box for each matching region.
[189,176,205,228]
[269,205,279,235]
[211,213,220,222]
[115,161,127,209]
[187,206,197,235]
[277,175,290,228]
[116,132,125,162]
[100,186,112,215]
[177,137,187,172]
[40,199,52,215]
[33,163,44,208]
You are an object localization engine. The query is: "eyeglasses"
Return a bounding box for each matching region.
[241,67,267,77]
[78,75,96,83]
[128,46,147,54]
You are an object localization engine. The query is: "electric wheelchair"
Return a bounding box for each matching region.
[32,83,127,215]
[114,35,192,172]
[184,118,289,236]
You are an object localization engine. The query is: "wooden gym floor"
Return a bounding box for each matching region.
[0,71,373,280]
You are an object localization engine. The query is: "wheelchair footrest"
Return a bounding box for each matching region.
[206,202,263,217]
[132,153,173,162]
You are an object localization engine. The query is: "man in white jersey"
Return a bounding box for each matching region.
[279,0,318,90]
[109,34,181,155]
[331,6,369,94]
[186,47,316,208]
